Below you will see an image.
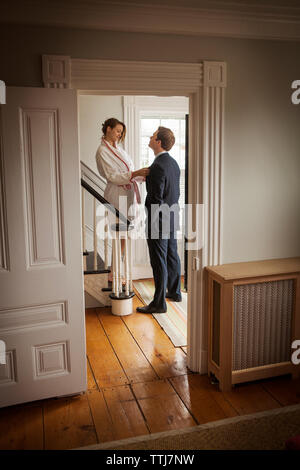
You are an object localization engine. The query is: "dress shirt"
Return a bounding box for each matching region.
[154,151,167,159]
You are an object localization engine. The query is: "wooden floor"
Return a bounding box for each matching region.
[0,294,300,450]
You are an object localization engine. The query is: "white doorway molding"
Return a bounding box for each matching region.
[42,55,227,373]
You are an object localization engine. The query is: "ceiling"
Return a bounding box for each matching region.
[116,0,300,8]
[1,0,300,41]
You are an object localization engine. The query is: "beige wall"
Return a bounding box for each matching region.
[78,94,123,174]
[221,41,300,263]
[79,94,123,236]
[1,24,299,264]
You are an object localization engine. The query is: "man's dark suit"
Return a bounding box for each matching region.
[145,152,181,310]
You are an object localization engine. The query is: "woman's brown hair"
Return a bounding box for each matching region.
[102,118,126,142]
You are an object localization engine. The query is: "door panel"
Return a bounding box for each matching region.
[0,87,87,407]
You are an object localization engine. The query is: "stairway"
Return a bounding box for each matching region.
[81,161,113,308]
[83,250,112,307]
[81,161,134,313]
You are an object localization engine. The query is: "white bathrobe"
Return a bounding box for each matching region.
[95,139,142,220]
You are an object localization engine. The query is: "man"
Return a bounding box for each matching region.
[137,127,182,314]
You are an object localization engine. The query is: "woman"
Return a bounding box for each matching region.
[95,117,149,282]
[96,118,149,219]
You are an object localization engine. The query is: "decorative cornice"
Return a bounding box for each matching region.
[42,55,71,88]
[71,58,203,93]
[2,0,300,41]
[203,61,227,88]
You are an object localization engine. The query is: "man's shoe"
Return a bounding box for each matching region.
[166,293,182,302]
[136,304,167,314]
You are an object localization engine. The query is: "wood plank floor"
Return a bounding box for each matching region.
[0,294,300,450]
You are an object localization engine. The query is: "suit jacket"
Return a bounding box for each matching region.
[145,152,180,237]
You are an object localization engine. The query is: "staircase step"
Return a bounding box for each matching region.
[84,272,111,307]
[84,269,110,275]
[84,250,109,273]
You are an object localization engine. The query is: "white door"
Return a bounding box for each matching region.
[0,87,87,408]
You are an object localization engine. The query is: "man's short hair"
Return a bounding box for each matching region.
[156,126,175,151]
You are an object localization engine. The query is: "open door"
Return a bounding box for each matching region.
[0,87,87,407]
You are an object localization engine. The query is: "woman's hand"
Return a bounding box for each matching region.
[132,167,150,179]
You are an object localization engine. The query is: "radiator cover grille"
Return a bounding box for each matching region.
[233,279,294,371]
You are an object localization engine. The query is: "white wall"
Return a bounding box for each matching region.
[78,95,123,173]
[221,44,300,263]
[78,95,123,239]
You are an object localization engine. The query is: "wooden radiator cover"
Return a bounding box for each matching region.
[206,257,300,391]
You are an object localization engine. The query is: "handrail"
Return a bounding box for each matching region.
[81,178,132,227]
[80,160,107,189]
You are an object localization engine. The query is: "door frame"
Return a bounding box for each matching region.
[42,55,227,374]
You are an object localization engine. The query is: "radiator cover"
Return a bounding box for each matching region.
[232,279,294,371]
